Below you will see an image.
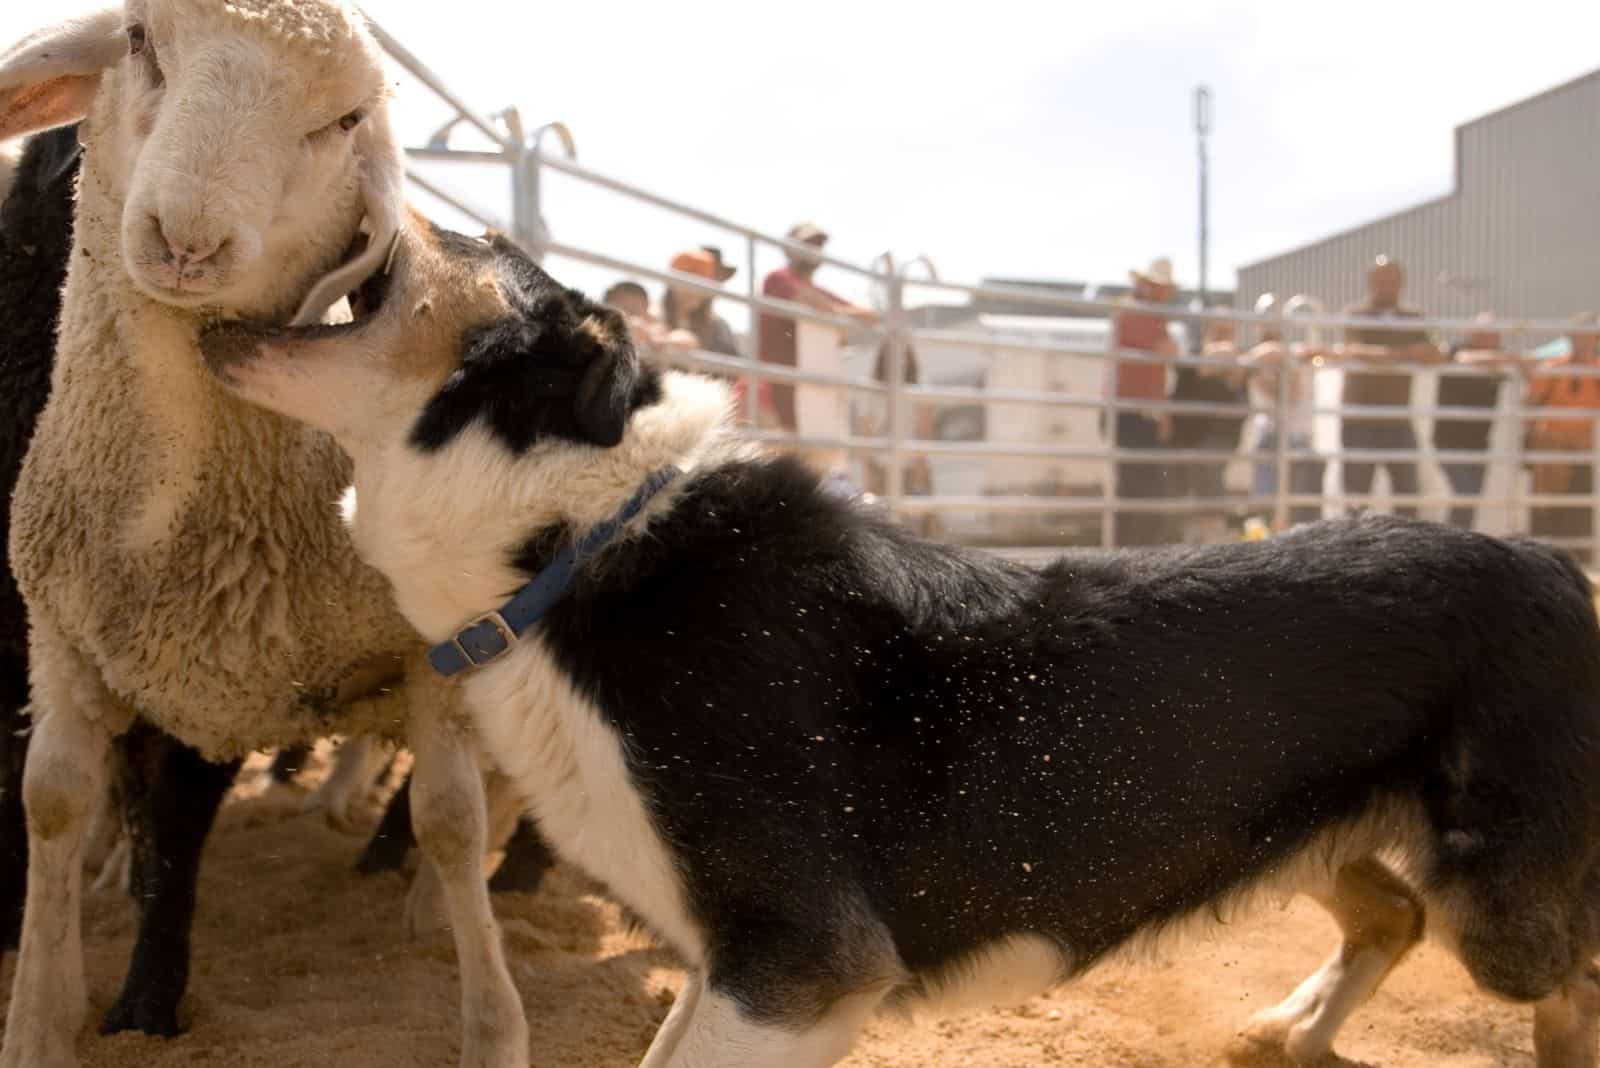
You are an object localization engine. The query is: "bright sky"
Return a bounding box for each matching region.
[8,1,1600,316]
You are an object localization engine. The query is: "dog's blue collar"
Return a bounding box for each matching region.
[427,466,681,677]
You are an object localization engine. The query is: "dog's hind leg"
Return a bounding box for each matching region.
[1235,856,1424,1063]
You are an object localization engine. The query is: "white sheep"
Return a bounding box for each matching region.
[0,5,525,1067]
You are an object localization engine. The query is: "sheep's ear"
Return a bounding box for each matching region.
[572,303,652,447]
[291,100,406,326]
[0,9,125,142]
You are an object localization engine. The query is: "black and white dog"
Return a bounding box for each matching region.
[201,216,1600,1068]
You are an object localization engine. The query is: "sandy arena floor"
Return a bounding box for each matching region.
[0,751,1543,1068]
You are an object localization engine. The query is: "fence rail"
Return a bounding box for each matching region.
[367,13,1600,561]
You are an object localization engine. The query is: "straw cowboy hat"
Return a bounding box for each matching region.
[1130,257,1176,289]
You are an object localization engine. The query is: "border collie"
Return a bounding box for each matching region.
[200,215,1600,1068]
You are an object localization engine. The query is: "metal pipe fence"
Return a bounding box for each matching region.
[368,14,1600,561]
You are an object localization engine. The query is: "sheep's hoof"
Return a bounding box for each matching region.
[0,1023,81,1068]
[356,829,411,875]
[100,995,182,1039]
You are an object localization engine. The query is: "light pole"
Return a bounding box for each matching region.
[1193,85,1211,311]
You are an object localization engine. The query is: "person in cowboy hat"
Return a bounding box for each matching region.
[660,247,740,357]
[1435,311,1528,530]
[1106,256,1181,545]
[1241,292,1328,528]
[1336,254,1444,519]
[758,221,880,433]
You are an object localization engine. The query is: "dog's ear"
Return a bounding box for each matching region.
[570,297,650,448]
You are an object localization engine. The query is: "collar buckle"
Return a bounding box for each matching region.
[449,610,518,669]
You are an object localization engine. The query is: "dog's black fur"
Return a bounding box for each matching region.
[509,447,1600,1016]
[410,231,659,455]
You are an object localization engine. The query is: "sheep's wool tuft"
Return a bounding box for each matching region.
[172,0,371,58]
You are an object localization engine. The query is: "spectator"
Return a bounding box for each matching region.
[1435,311,1524,530]
[1170,319,1248,538]
[1107,256,1180,545]
[660,248,739,356]
[757,221,879,433]
[1525,311,1600,561]
[603,280,649,319]
[1243,293,1327,527]
[853,340,936,532]
[1338,255,1444,517]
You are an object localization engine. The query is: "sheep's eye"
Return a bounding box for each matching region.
[127,24,147,55]
[338,110,365,133]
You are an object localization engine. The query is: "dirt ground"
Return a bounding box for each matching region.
[0,750,1542,1068]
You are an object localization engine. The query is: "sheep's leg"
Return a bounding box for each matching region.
[409,703,528,1068]
[266,743,310,785]
[303,733,385,831]
[408,770,537,934]
[79,757,122,876]
[482,772,554,895]
[488,816,556,895]
[99,722,239,1038]
[0,698,30,959]
[0,635,128,1068]
[357,770,415,874]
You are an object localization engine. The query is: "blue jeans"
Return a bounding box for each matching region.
[1253,431,1325,526]
[1112,413,1173,546]
[1342,420,1420,518]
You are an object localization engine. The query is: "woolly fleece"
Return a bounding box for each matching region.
[7,5,435,759]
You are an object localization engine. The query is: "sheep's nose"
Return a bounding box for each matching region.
[154,216,225,267]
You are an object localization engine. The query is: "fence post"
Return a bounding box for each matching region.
[742,235,759,429]
[1508,329,1525,538]
[883,273,908,515]
[1274,351,1291,530]
[1591,410,1600,564]
[1102,385,1118,549]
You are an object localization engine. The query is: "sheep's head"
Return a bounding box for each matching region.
[0,0,403,322]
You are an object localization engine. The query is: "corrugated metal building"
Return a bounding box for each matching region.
[1236,68,1600,332]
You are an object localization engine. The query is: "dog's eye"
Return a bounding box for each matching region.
[337,109,365,133]
[127,24,147,55]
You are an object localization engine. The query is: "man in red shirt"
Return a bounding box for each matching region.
[758,222,879,431]
[1107,257,1180,545]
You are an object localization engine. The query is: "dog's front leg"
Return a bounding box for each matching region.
[648,983,882,1068]
[408,691,528,1068]
[637,971,705,1068]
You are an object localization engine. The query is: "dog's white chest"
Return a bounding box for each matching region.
[466,643,703,964]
